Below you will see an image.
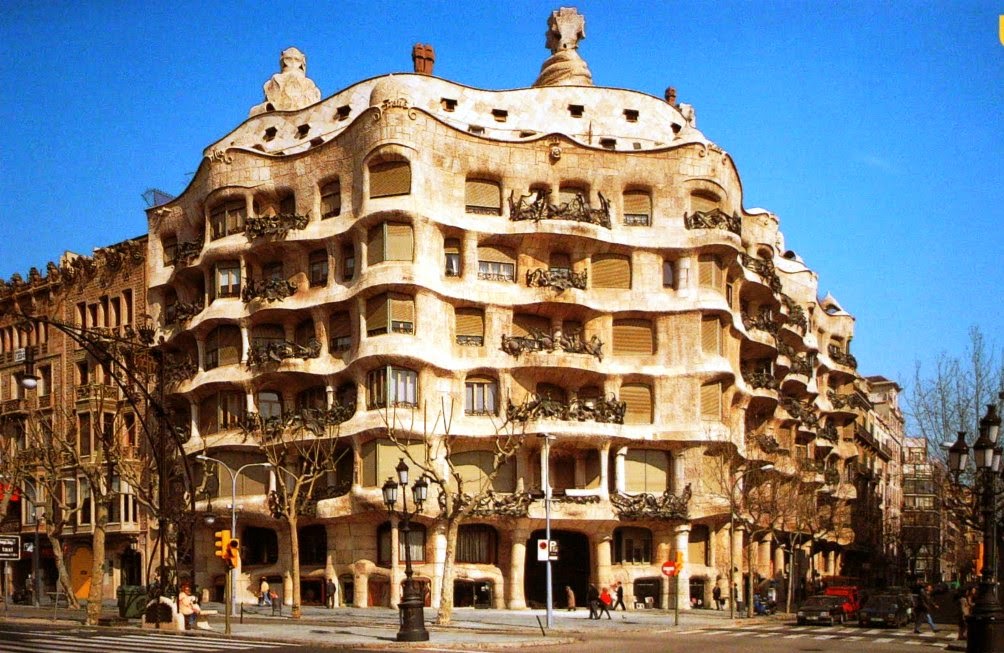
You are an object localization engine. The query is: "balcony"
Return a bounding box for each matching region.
[683,208,741,235]
[827,344,858,369]
[501,331,603,361]
[817,423,839,443]
[741,367,779,391]
[163,355,198,387]
[247,339,322,367]
[610,485,692,521]
[780,396,820,430]
[788,355,813,378]
[525,267,587,291]
[508,190,611,229]
[244,212,309,241]
[741,310,778,337]
[241,278,297,304]
[0,398,28,415]
[172,239,204,266]
[780,295,808,331]
[165,300,204,326]
[75,383,118,403]
[827,390,870,412]
[739,253,782,293]
[506,394,625,424]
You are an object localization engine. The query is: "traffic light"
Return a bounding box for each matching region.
[224,538,241,570]
[214,529,231,559]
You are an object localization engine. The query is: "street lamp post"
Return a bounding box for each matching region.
[381,458,429,642]
[728,462,773,619]
[539,433,555,628]
[196,455,273,635]
[948,401,1004,653]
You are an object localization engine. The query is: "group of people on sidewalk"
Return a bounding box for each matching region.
[564,581,626,619]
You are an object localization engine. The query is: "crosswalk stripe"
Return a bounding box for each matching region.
[814,634,837,639]
[754,633,771,637]
[90,633,284,649]
[18,631,287,652]
[22,636,182,653]
[782,633,806,639]
[875,637,893,643]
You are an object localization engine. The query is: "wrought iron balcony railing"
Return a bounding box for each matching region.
[739,253,783,293]
[165,300,204,326]
[506,393,625,424]
[508,190,611,228]
[683,208,741,235]
[501,330,603,361]
[244,213,309,241]
[780,396,820,429]
[163,355,198,386]
[781,295,807,330]
[241,278,297,304]
[247,338,322,367]
[525,267,588,291]
[742,310,778,336]
[741,368,779,390]
[610,484,692,521]
[827,344,858,368]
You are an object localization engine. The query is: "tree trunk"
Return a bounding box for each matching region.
[288,513,301,619]
[434,518,461,625]
[86,504,109,625]
[46,527,80,609]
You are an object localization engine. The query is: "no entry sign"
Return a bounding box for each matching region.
[661,560,677,577]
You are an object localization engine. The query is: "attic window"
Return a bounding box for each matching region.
[632,143,642,150]
[309,137,324,148]
[671,123,682,135]
[297,124,310,138]
[623,109,639,122]
[519,130,537,138]
[263,127,278,141]
[336,105,351,121]
[491,109,508,123]
[600,138,616,150]
[468,125,485,135]
[441,98,457,112]
[568,104,584,118]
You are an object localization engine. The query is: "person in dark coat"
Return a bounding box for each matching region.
[612,581,626,610]
[914,583,938,633]
[587,584,600,619]
[326,578,337,608]
[713,585,722,610]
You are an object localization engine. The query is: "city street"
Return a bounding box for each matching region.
[0,623,303,653]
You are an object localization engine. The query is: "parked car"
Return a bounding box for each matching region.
[858,593,911,627]
[797,595,848,625]
[824,585,861,619]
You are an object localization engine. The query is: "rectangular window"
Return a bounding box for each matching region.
[662,260,675,288]
[329,312,352,352]
[162,236,178,265]
[308,250,329,287]
[78,413,92,456]
[624,450,668,493]
[477,246,516,282]
[700,382,723,420]
[369,160,411,198]
[620,384,653,424]
[210,199,246,240]
[464,378,498,415]
[366,293,414,336]
[465,179,502,215]
[215,262,241,299]
[612,319,654,355]
[701,317,723,355]
[367,222,414,265]
[592,254,631,289]
[321,179,341,218]
[698,254,724,290]
[455,307,485,346]
[368,366,418,408]
[342,244,356,281]
[444,238,461,277]
[623,191,651,226]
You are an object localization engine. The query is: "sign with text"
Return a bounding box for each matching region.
[536,539,558,561]
[661,560,678,577]
[0,535,21,561]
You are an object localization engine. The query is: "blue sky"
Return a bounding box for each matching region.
[1,1,1001,392]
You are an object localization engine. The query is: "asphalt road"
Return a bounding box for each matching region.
[0,623,305,653]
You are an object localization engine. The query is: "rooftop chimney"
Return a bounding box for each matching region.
[412,44,435,75]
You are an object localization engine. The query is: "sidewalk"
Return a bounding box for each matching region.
[0,600,753,649]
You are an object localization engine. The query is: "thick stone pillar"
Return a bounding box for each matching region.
[731,524,744,609]
[774,544,785,578]
[599,442,611,499]
[826,550,836,576]
[672,451,685,494]
[757,535,772,578]
[674,524,691,611]
[390,516,401,608]
[614,447,627,494]
[508,525,529,609]
[595,534,613,588]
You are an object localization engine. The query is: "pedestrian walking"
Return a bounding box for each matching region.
[957,586,974,641]
[259,576,272,607]
[713,585,722,610]
[612,581,626,611]
[914,583,938,633]
[326,578,337,608]
[597,586,613,619]
[587,584,599,619]
[565,585,576,611]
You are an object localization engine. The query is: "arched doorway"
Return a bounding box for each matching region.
[69,546,93,599]
[523,530,590,609]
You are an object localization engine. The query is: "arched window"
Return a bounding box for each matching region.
[242,526,279,566]
[465,178,501,215]
[257,390,282,420]
[369,160,411,198]
[623,190,652,226]
[378,521,426,566]
[620,383,653,424]
[592,254,631,289]
[320,179,341,218]
[612,319,653,355]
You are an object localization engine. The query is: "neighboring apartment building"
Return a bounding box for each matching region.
[143,9,897,610]
[0,238,150,602]
[901,437,950,583]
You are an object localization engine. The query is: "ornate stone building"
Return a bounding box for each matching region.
[145,8,901,610]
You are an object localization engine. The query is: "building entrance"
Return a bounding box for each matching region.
[523,530,589,609]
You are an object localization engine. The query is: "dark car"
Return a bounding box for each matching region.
[858,593,910,627]
[797,595,847,625]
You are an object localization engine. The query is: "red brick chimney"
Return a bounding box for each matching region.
[412,44,435,75]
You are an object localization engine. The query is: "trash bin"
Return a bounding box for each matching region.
[117,585,147,619]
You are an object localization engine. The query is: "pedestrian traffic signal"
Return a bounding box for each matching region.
[214,529,231,559]
[223,538,241,570]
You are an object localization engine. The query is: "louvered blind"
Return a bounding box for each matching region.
[219,327,241,366]
[612,319,653,355]
[390,294,414,321]
[465,179,501,213]
[621,384,653,424]
[367,225,385,266]
[386,223,414,261]
[513,314,549,338]
[592,254,631,289]
[370,161,411,198]
[624,449,668,493]
[455,308,484,336]
[366,295,389,332]
[623,191,651,217]
[698,255,715,287]
[329,313,351,338]
[701,317,721,354]
[700,382,722,419]
[478,246,514,264]
[444,238,461,255]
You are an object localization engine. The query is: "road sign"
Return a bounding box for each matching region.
[661,560,677,577]
[0,535,21,561]
[536,539,558,561]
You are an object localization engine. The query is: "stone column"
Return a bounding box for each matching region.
[614,447,627,494]
[431,522,447,608]
[196,338,206,372]
[757,535,772,578]
[671,452,685,494]
[674,524,691,611]
[731,524,744,609]
[655,530,673,609]
[239,324,250,364]
[595,534,612,588]
[353,563,368,608]
[389,516,401,608]
[774,545,785,579]
[826,550,836,577]
[508,524,529,609]
[599,441,611,499]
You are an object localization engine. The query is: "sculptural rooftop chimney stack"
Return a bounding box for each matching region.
[533,7,593,87]
[249,47,322,117]
[412,44,435,75]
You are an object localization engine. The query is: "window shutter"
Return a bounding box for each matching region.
[700,382,722,419]
[592,254,631,289]
[219,327,241,366]
[620,384,653,424]
[329,312,351,339]
[444,238,461,255]
[690,191,719,213]
[624,450,666,493]
[369,161,411,198]
[321,180,341,218]
[513,313,549,338]
[465,179,501,214]
[478,246,514,264]
[701,317,722,354]
[385,223,414,261]
[612,319,653,355]
[367,225,385,266]
[455,308,484,337]
[623,191,651,218]
[390,294,414,322]
[366,295,389,333]
[698,255,715,287]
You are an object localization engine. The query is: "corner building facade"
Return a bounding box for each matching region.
[149,12,885,610]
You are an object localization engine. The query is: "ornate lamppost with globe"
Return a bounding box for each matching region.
[948,399,1003,653]
[381,458,429,642]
